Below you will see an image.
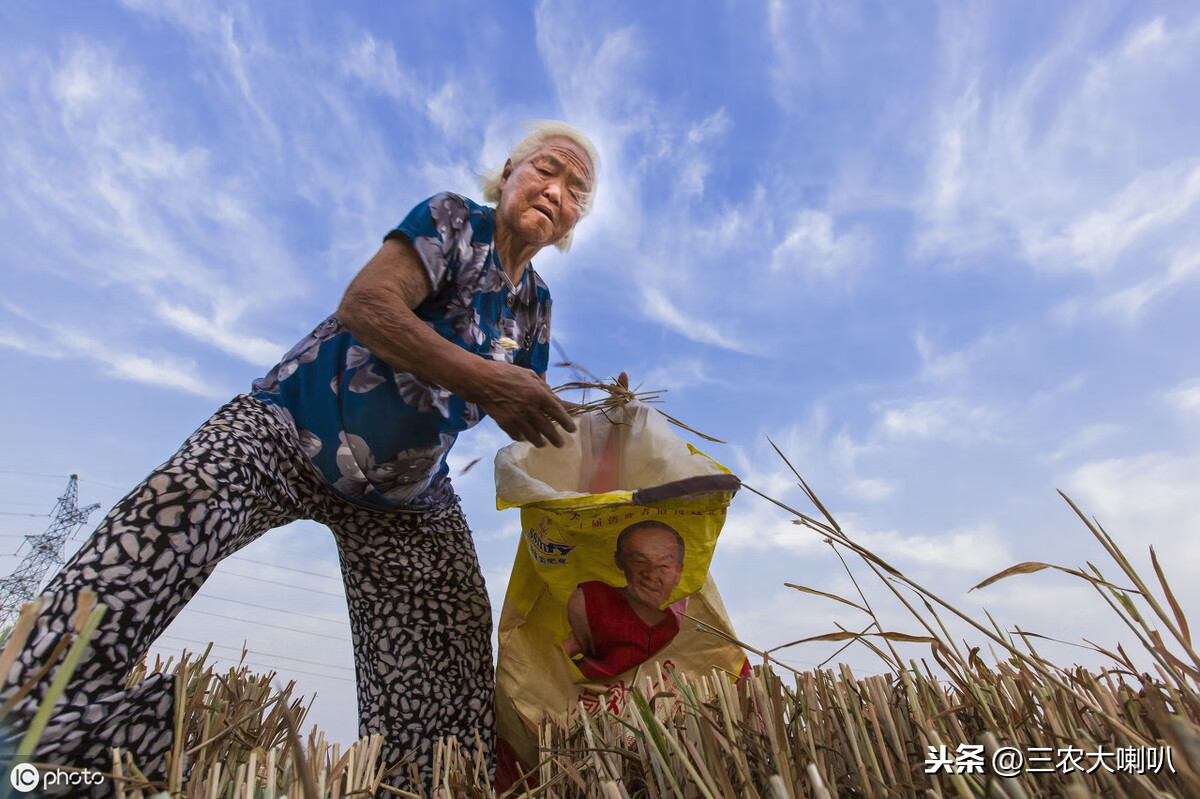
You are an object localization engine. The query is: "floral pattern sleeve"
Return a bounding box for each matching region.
[388,192,474,294]
[251,192,554,512]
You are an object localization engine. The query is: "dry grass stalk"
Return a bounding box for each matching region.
[480,454,1198,798]
[97,648,390,797]
[0,619,390,798]
[3,448,1198,797]
[552,367,725,444]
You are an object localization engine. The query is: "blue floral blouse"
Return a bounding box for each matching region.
[251,193,553,511]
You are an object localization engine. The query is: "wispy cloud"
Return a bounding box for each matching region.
[55,325,220,398]
[532,1,876,356]
[639,288,753,353]
[1093,249,1200,322]
[1041,423,1123,464]
[0,5,506,393]
[843,520,1015,574]
[1037,163,1200,272]
[0,300,223,398]
[638,357,727,398]
[2,41,293,369]
[341,33,416,104]
[874,396,1000,443]
[0,327,66,359]
[1163,379,1200,416]
[721,490,1013,574]
[916,8,1200,301]
[153,302,284,367]
[1061,452,1200,569]
[771,209,870,281]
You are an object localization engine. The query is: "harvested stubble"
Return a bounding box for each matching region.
[118,649,392,798]
[3,448,1198,797]
[0,618,392,798]
[471,452,1200,797]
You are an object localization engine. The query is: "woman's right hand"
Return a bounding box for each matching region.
[465,358,576,448]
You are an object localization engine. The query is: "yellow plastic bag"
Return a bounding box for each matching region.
[494,401,749,770]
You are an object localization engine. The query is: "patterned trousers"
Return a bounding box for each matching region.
[0,395,495,795]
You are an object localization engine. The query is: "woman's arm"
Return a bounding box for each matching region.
[337,237,575,447]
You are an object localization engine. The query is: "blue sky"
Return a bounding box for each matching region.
[2,1,1199,742]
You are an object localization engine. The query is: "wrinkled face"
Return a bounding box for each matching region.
[497,136,594,249]
[616,527,684,610]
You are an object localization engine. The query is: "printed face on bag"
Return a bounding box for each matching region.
[615,523,685,609]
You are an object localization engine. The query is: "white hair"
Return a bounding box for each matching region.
[479,120,599,252]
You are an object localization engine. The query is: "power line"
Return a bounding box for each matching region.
[0,476,100,626]
[75,477,127,491]
[4,478,346,586]
[217,569,346,598]
[195,593,348,626]
[157,634,354,674]
[147,642,356,684]
[0,470,71,480]
[0,470,126,492]
[226,555,342,582]
[227,658,354,683]
[181,608,351,642]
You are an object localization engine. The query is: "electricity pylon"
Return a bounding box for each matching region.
[0,475,100,627]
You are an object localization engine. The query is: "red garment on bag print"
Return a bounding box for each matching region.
[574,580,685,681]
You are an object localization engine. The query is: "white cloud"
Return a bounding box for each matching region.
[1062,452,1200,525]
[718,497,823,554]
[845,522,1014,574]
[117,0,224,37]
[875,396,999,443]
[924,79,980,233]
[1060,452,1200,576]
[722,427,981,560]
[154,302,284,367]
[637,358,716,396]
[1163,379,1200,416]
[846,477,895,503]
[827,431,894,502]
[341,34,416,104]
[1094,249,1200,322]
[687,108,731,145]
[1124,16,1168,56]
[0,327,65,359]
[55,328,222,398]
[0,43,293,385]
[915,330,971,383]
[0,14,460,391]
[911,328,1022,388]
[483,564,512,627]
[764,0,859,113]
[446,419,511,483]
[1042,423,1123,464]
[528,1,887,363]
[0,302,224,398]
[915,7,1200,300]
[639,288,752,354]
[771,209,869,280]
[673,109,731,200]
[1036,163,1200,272]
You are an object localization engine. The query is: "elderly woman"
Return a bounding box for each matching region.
[2,121,598,792]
